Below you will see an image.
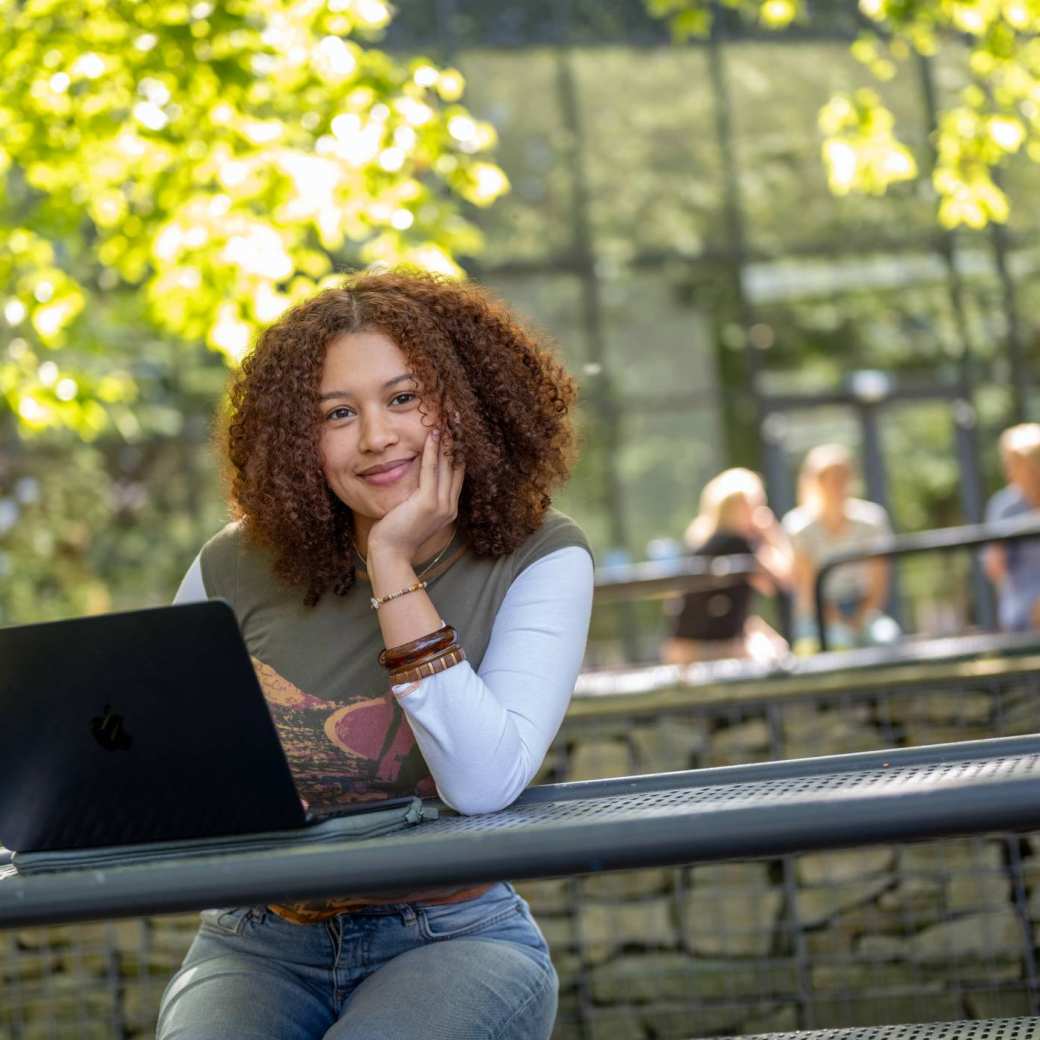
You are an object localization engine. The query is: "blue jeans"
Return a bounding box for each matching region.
[157,882,557,1040]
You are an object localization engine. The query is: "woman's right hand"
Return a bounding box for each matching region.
[366,428,465,567]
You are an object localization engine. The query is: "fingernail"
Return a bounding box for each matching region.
[432,428,441,439]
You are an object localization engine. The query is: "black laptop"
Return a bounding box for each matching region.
[0,600,318,853]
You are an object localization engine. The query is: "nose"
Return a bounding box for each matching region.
[358,408,398,454]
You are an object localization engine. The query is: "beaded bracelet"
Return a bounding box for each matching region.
[389,646,467,686]
[369,580,427,611]
[378,624,457,669]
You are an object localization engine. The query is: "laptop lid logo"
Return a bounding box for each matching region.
[91,705,133,751]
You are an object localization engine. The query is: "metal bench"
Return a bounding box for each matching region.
[5,733,1040,929]
[721,1018,1040,1040]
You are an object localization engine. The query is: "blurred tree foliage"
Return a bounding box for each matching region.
[0,0,507,438]
[647,0,1040,229]
[3,4,1035,635]
[0,0,507,622]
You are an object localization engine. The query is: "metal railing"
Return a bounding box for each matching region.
[813,516,1040,651]
[593,554,758,603]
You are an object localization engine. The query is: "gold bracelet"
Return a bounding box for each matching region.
[370,580,427,611]
[389,646,467,686]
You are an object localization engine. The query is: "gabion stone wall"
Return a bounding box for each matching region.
[519,835,1040,1040]
[3,916,193,1038]
[6,652,1040,1039]
[526,652,1040,1038]
[6,839,1036,1039]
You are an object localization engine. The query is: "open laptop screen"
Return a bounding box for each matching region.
[0,600,306,852]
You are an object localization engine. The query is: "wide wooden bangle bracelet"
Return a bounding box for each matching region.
[389,646,467,686]
[378,624,457,670]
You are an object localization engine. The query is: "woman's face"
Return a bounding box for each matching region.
[817,462,851,503]
[732,494,756,535]
[318,329,438,528]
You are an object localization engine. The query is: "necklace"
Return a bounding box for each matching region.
[355,531,455,580]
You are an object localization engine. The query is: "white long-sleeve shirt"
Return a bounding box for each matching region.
[175,545,593,814]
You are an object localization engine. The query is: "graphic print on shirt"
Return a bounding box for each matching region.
[251,657,435,810]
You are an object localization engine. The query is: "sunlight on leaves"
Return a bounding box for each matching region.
[0,0,507,436]
[819,91,918,195]
[646,0,1040,228]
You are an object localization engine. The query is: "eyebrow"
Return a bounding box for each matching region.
[318,373,416,402]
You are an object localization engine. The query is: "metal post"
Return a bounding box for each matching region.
[989,202,1030,423]
[916,54,978,393]
[707,13,764,457]
[761,418,796,519]
[858,401,889,516]
[554,50,630,556]
[555,49,640,663]
[952,398,996,628]
[917,53,992,629]
[858,400,902,626]
[762,412,795,639]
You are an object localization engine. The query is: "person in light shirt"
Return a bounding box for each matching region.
[983,423,1040,632]
[782,444,899,651]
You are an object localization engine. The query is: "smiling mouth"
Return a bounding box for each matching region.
[359,458,415,486]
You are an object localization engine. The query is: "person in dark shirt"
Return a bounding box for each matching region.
[662,468,793,664]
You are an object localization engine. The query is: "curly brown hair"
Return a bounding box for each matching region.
[222,270,578,605]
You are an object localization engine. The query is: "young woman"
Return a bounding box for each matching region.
[157,271,594,1040]
[662,468,792,665]
[782,443,898,651]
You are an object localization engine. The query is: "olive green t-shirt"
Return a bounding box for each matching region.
[199,509,590,815]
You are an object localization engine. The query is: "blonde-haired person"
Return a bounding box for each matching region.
[662,468,793,665]
[984,423,1040,631]
[782,444,899,651]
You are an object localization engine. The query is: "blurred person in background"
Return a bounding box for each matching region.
[783,444,899,652]
[662,468,793,664]
[984,422,1040,632]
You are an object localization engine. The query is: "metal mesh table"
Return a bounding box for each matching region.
[4,734,1040,928]
[726,1019,1040,1040]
